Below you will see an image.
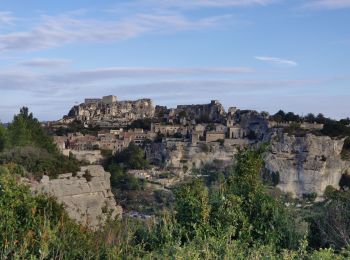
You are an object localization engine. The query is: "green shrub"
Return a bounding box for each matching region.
[113,142,149,169]
[199,143,209,153]
[83,170,92,182]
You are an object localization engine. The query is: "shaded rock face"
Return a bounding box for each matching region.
[176,100,226,123]
[146,141,238,171]
[30,165,122,228]
[264,130,348,198]
[233,110,269,141]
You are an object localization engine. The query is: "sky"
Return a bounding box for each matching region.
[0,0,349,122]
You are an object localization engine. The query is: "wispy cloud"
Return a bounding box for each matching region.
[302,0,350,10]
[0,66,253,92]
[255,56,298,66]
[0,64,348,122]
[135,0,277,9]
[0,11,15,25]
[47,67,253,83]
[0,13,233,52]
[19,58,71,68]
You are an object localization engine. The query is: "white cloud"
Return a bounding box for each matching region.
[19,58,71,68]
[0,13,233,52]
[255,56,298,66]
[302,0,350,10]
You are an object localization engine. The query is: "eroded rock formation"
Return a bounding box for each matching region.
[264,130,349,198]
[65,97,154,127]
[30,165,122,228]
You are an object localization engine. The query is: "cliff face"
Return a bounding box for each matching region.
[264,130,349,198]
[176,100,226,123]
[30,165,122,228]
[66,98,154,127]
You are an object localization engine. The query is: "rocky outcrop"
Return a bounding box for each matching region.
[65,97,154,127]
[176,100,226,123]
[146,139,241,171]
[30,165,122,228]
[264,130,349,198]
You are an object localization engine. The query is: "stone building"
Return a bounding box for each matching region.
[206,132,226,142]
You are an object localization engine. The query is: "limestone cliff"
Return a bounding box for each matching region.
[30,165,122,228]
[65,98,154,127]
[264,130,349,198]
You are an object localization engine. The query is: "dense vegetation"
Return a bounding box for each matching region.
[0,108,80,179]
[1,144,350,258]
[106,142,149,191]
[272,110,350,137]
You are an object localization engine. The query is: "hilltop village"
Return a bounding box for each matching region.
[50,95,348,200]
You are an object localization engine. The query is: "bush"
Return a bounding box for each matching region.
[199,143,209,153]
[0,146,80,179]
[109,163,141,190]
[83,170,92,182]
[127,118,152,131]
[113,142,149,169]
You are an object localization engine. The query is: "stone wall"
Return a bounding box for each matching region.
[30,165,122,228]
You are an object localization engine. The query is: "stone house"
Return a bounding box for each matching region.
[206,132,226,142]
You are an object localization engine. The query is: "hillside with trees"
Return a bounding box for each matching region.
[0,107,81,179]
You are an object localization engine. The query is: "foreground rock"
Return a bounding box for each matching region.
[264,130,349,199]
[30,165,122,228]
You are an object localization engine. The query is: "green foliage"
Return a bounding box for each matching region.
[178,110,187,118]
[0,169,145,259]
[308,189,350,250]
[0,108,80,178]
[272,110,302,123]
[127,118,153,131]
[0,124,8,152]
[0,146,79,179]
[109,163,141,190]
[174,179,211,239]
[7,107,56,153]
[217,138,225,145]
[1,148,349,258]
[113,142,149,169]
[83,169,92,182]
[302,192,317,203]
[199,143,209,153]
[322,120,350,137]
[262,170,280,186]
[226,147,301,249]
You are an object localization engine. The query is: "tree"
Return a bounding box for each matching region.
[174,179,211,239]
[109,163,141,190]
[127,118,152,131]
[316,113,327,124]
[272,110,286,123]
[226,147,301,249]
[7,107,56,153]
[308,190,350,250]
[0,125,7,152]
[1,108,80,179]
[304,113,316,123]
[114,142,149,169]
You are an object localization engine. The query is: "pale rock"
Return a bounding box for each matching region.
[30,165,122,228]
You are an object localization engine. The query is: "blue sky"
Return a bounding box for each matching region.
[0,0,349,122]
